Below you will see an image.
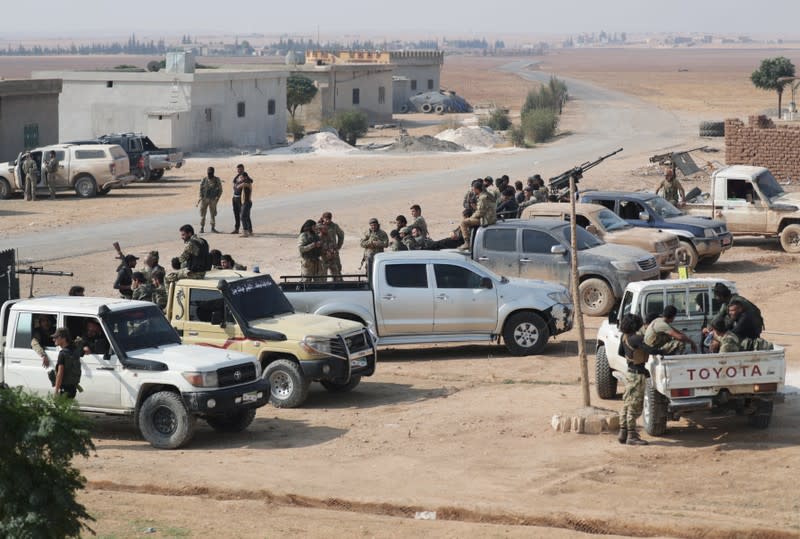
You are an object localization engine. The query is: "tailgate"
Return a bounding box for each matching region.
[657,347,785,392]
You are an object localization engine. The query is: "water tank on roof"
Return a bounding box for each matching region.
[166,51,195,74]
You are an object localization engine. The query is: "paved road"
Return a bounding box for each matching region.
[2,62,688,262]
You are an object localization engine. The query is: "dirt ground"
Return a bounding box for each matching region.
[4,51,800,538]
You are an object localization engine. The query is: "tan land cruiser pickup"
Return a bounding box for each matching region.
[522,202,681,276]
[0,143,133,199]
[166,271,376,408]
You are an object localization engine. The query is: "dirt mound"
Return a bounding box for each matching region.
[279,132,357,155]
[435,126,504,150]
[385,135,466,153]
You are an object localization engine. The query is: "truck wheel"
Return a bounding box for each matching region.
[643,377,668,436]
[320,375,361,393]
[696,253,721,267]
[264,359,310,408]
[138,391,196,449]
[205,409,257,433]
[0,177,11,199]
[747,400,773,429]
[149,169,165,181]
[595,345,618,399]
[779,224,800,253]
[578,278,614,317]
[74,175,98,198]
[675,241,699,269]
[502,312,549,356]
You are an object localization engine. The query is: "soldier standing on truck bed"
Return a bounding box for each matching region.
[458,180,497,250]
[198,166,222,234]
[359,218,389,272]
[298,219,322,282]
[22,152,39,202]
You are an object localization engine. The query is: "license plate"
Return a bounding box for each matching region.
[350,358,368,368]
[241,391,258,403]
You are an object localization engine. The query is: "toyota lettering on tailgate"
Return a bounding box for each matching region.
[686,365,763,381]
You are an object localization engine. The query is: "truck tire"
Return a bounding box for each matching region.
[747,400,773,429]
[320,375,362,393]
[74,175,98,198]
[138,391,197,449]
[149,169,165,181]
[578,278,615,317]
[699,121,724,137]
[502,311,549,356]
[779,224,800,253]
[264,359,310,408]
[595,345,618,399]
[0,177,11,199]
[643,377,668,436]
[205,409,257,433]
[696,253,721,267]
[675,240,699,269]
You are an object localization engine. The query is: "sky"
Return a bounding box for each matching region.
[4,0,800,39]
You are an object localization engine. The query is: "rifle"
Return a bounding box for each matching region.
[16,266,74,298]
[547,148,623,202]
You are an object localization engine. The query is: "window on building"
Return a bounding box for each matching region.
[378,86,385,105]
[427,79,434,90]
[410,80,417,91]
[106,81,113,88]
[204,108,212,122]
[352,88,360,105]
[237,102,246,118]
[23,124,39,149]
[267,99,276,115]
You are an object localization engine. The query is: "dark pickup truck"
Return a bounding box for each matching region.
[73,133,184,181]
[580,191,733,268]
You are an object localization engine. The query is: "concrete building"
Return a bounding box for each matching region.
[33,54,288,151]
[0,79,61,162]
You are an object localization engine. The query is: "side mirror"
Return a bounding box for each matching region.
[550,245,567,255]
[608,307,619,325]
[638,211,649,222]
[210,311,225,327]
[480,277,493,289]
[585,224,599,235]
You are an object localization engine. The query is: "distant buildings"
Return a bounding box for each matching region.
[0,79,61,162]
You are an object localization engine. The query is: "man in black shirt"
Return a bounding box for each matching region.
[728,300,761,340]
[78,319,110,356]
[52,328,82,399]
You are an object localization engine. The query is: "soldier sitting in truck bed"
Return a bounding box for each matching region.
[644,305,698,355]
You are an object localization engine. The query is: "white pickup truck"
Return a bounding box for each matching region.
[279,251,574,356]
[595,279,785,434]
[0,296,269,449]
[683,165,800,252]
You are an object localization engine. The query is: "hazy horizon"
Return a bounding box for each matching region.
[2,0,800,40]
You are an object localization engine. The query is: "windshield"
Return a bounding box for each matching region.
[755,170,785,199]
[596,208,631,231]
[560,224,604,250]
[104,305,180,352]
[644,196,683,218]
[223,275,294,322]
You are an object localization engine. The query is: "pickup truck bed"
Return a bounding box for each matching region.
[279,275,371,292]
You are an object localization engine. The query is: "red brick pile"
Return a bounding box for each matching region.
[725,116,800,180]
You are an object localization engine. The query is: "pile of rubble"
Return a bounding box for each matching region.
[435,126,504,150]
[385,135,466,153]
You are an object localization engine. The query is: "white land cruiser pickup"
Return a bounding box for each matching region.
[0,296,269,449]
[595,279,785,434]
[279,251,574,356]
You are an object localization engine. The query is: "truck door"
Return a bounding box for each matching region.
[474,227,519,277]
[432,263,498,333]
[4,311,55,398]
[619,199,653,228]
[65,315,123,409]
[374,262,434,335]
[718,178,767,233]
[183,288,241,350]
[519,228,570,287]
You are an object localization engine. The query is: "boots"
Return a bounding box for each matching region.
[617,428,628,444]
[626,430,649,446]
[200,226,205,234]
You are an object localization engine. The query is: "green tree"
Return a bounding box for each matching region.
[751,56,796,119]
[327,110,369,146]
[286,75,319,119]
[0,388,95,537]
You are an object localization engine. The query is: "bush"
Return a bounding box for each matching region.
[479,108,512,131]
[521,109,559,143]
[326,110,369,146]
[0,388,95,537]
[522,76,568,115]
[287,118,305,142]
[509,125,527,147]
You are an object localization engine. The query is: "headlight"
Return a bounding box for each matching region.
[182,371,218,387]
[548,290,572,304]
[704,228,716,238]
[301,336,332,356]
[610,260,637,271]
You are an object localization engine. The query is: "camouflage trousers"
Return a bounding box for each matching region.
[322,253,343,281]
[45,171,57,196]
[300,257,323,283]
[25,174,38,201]
[620,371,647,430]
[660,340,686,355]
[166,269,206,284]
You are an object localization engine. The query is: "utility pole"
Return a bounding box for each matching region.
[569,173,591,408]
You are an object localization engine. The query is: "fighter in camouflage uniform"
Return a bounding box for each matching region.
[44,150,58,199]
[319,212,344,280]
[617,314,658,446]
[298,219,323,282]
[644,305,697,355]
[131,272,154,302]
[166,224,207,283]
[22,153,39,201]
[459,180,497,250]
[655,169,686,207]
[359,218,389,271]
[150,270,168,311]
[198,166,223,233]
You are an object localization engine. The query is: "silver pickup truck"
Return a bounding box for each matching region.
[279,251,574,356]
